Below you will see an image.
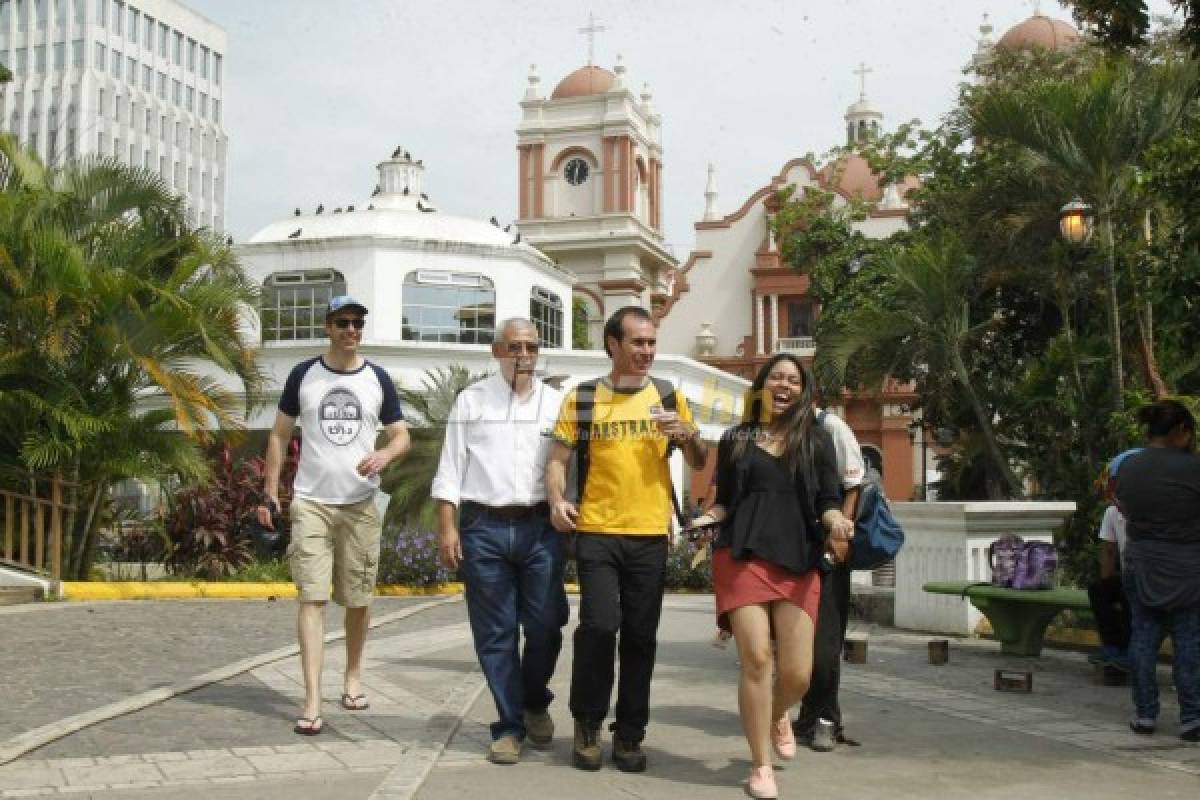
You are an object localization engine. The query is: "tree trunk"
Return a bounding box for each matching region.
[1101,215,1125,412]
[71,483,103,580]
[1132,303,1169,400]
[950,348,1024,499]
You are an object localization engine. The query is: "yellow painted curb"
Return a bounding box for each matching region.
[60,581,585,601]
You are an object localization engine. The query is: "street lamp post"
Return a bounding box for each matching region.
[1059,198,1124,412]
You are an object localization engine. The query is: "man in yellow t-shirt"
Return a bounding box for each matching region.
[545,306,707,773]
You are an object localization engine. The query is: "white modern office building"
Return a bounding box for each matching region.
[0,0,227,230]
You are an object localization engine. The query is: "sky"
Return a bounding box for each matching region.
[187,0,1181,256]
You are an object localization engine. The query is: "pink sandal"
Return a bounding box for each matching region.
[771,715,796,760]
[744,765,778,799]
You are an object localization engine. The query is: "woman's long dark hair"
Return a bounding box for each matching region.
[732,353,818,477]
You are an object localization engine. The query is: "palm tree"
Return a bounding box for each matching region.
[379,366,486,529]
[966,55,1200,411]
[817,234,1024,499]
[0,136,265,577]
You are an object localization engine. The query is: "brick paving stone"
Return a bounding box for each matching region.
[245,751,342,774]
[62,762,162,786]
[0,764,64,789]
[156,755,255,781]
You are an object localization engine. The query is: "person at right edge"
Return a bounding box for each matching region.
[545,306,707,773]
[1113,399,1200,742]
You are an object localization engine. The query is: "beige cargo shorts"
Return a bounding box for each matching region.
[288,495,382,607]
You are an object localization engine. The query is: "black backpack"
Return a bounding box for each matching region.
[571,376,688,530]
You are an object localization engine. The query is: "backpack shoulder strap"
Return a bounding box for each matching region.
[649,376,687,531]
[573,379,600,503]
[817,408,829,427]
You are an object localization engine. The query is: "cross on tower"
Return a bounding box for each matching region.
[854,62,873,100]
[578,13,606,66]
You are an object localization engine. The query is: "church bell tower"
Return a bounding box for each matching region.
[515,19,676,346]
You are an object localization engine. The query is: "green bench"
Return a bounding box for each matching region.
[923,581,1091,656]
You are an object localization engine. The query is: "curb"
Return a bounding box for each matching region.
[60,581,585,601]
[0,595,461,766]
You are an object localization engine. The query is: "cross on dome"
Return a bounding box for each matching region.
[578,13,606,66]
[854,62,873,101]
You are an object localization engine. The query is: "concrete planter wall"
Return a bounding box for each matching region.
[892,502,1076,635]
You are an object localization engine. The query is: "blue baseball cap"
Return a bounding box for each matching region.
[326,295,368,318]
[1108,448,1143,479]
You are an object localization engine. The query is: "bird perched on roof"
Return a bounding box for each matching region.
[403,186,410,196]
[347,205,355,212]
[372,186,381,197]
[417,201,435,213]
[294,208,301,216]
[225,235,233,246]
[367,204,374,210]
[503,224,511,233]
[404,150,411,160]
[513,232,522,244]
[392,145,403,158]
[288,228,302,239]
[333,207,342,214]
[490,216,500,227]
[420,192,428,201]
[316,204,324,214]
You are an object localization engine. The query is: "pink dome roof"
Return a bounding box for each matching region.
[551,65,615,99]
[996,14,1081,52]
[820,154,920,203]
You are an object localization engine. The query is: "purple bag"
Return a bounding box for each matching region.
[1012,542,1058,590]
[988,534,1024,587]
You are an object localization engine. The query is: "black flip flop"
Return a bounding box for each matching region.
[341,693,369,711]
[293,716,323,735]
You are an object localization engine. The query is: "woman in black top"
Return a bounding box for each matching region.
[1113,399,1200,741]
[687,355,852,799]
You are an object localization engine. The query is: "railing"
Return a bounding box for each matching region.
[774,336,815,353]
[1,477,75,581]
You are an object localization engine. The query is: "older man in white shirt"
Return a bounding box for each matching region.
[431,318,568,765]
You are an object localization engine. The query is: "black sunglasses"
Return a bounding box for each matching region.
[332,318,366,330]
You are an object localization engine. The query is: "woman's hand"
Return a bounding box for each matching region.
[822,512,855,564]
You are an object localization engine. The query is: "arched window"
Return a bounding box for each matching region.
[261,268,346,342]
[402,271,495,344]
[530,286,564,348]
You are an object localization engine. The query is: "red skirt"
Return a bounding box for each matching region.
[712,548,821,633]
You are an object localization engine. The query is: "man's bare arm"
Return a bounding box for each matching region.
[545,441,578,532]
[256,411,296,528]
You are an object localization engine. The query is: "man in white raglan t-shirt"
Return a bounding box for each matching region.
[793,406,866,752]
[256,295,410,736]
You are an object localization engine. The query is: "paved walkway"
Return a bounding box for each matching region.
[2,595,1198,799]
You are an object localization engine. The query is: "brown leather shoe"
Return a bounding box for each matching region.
[524,709,554,748]
[573,721,602,770]
[487,734,521,765]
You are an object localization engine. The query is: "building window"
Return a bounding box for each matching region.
[530,287,564,348]
[110,49,121,78]
[261,269,347,343]
[96,0,106,25]
[112,1,121,36]
[71,39,84,67]
[172,30,182,65]
[401,271,495,344]
[212,98,220,124]
[213,53,222,85]
[186,37,195,71]
[53,42,64,70]
[158,22,167,57]
[200,45,208,78]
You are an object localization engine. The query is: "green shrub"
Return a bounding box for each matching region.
[226,559,291,582]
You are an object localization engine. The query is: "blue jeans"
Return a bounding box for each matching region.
[460,504,568,741]
[1122,569,1200,733]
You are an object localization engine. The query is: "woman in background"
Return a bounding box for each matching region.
[1114,399,1200,742]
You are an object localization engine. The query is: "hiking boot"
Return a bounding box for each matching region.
[524,708,554,748]
[487,734,521,765]
[611,735,647,773]
[1129,718,1156,736]
[573,721,602,771]
[810,718,836,752]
